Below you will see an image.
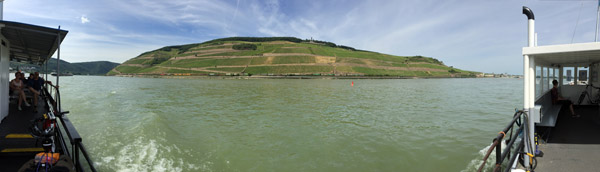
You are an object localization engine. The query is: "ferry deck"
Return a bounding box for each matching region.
[520,32,600,172]
[479,6,600,172]
[535,106,600,171]
[0,12,96,172]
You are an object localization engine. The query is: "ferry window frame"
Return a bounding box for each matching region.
[591,63,599,83]
[563,67,575,85]
[548,67,554,90]
[543,66,549,93]
[535,65,544,99]
[578,67,588,85]
[535,66,558,99]
[557,69,559,83]
[554,68,559,83]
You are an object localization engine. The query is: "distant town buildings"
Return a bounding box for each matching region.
[9,66,39,73]
[477,73,522,78]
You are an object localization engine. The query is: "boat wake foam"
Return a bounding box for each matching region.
[462,140,507,172]
[95,137,210,172]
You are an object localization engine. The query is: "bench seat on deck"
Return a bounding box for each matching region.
[8,88,34,104]
[535,90,563,127]
[538,104,562,127]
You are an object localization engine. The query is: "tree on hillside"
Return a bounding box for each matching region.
[232,44,257,50]
[147,51,171,65]
[207,37,303,43]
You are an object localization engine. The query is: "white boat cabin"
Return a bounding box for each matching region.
[0,21,67,123]
[521,7,600,169]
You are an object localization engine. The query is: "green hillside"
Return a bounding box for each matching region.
[68,61,120,75]
[108,37,477,77]
[11,58,120,75]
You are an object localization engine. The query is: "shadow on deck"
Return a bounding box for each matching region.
[0,100,47,171]
[535,106,600,172]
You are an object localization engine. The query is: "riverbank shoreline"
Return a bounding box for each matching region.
[110,74,502,79]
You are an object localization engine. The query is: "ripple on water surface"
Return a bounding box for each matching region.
[57,76,522,171]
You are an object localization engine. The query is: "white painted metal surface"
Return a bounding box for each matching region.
[575,68,579,85]
[0,0,4,20]
[559,66,564,86]
[523,18,536,168]
[0,34,8,122]
[0,0,4,122]
[533,105,541,123]
[527,56,535,168]
[524,55,530,110]
[596,0,599,42]
[521,7,600,170]
[547,67,550,89]
[523,42,600,65]
[541,67,545,93]
[562,85,586,103]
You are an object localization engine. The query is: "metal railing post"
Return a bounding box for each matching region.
[478,111,526,172]
[75,143,80,171]
[495,140,502,169]
[505,141,525,172]
[71,141,75,163]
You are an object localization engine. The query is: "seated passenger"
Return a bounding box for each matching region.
[10,72,30,111]
[551,80,579,118]
[23,73,31,87]
[27,72,53,109]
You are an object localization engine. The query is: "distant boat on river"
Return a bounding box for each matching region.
[51,72,73,76]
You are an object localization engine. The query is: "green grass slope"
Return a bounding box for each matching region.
[108,37,477,77]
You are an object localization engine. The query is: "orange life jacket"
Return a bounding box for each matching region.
[34,152,60,164]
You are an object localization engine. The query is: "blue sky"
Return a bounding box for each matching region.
[4,0,600,74]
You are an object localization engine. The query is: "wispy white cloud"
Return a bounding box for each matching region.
[80,16,90,24]
[107,0,235,29]
[227,0,241,31]
[3,0,600,74]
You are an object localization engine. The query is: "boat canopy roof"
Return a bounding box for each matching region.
[0,20,68,65]
[523,42,600,67]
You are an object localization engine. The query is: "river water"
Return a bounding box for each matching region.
[55,76,521,171]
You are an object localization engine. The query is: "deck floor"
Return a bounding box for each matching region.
[536,106,600,172]
[0,99,47,171]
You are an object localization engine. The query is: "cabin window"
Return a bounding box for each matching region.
[535,66,557,98]
[541,67,549,94]
[578,67,588,85]
[548,67,554,88]
[564,67,575,85]
[554,68,559,83]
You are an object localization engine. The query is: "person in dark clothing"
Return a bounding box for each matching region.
[551,80,578,118]
[23,73,33,86]
[27,72,53,108]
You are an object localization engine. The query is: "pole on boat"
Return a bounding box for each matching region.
[523,6,535,169]
[44,57,47,88]
[0,1,4,21]
[596,0,599,42]
[45,59,48,85]
[0,0,3,21]
[56,26,60,88]
[56,26,61,114]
